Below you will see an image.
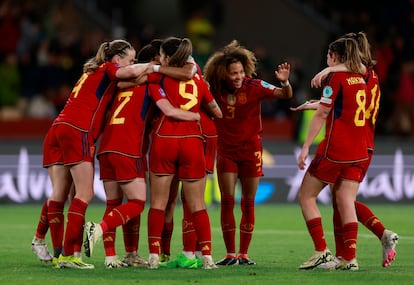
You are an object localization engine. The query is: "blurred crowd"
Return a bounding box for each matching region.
[1,0,413,139]
[306,0,414,137]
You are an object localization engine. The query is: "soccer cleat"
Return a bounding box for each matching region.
[123,253,148,267]
[52,257,59,269]
[58,254,95,269]
[237,255,256,265]
[159,253,170,262]
[335,258,359,271]
[316,256,342,269]
[83,222,103,258]
[215,256,239,266]
[381,229,399,267]
[31,237,53,262]
[148,254,160,269]
[196,256,203,268]
[159,259,178,268]
[299,249,333,270]
[202,255,218,269]
[105,256,128,269]
[176,253,198,269]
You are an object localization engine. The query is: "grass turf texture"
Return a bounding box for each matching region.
[0,204,413,285]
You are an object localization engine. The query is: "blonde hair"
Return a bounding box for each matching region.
[203,40,256,95]
[328,37,364,74]
[83,39,133,73]
[343,32,376,68]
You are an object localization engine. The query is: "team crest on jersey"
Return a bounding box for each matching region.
[261,81,276,90]
[227,94,236,105]
[321,85,333,104]
[158,87,166,97]
[238,92,247,104]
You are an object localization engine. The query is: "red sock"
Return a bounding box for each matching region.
[47,200,65,257]
[342,222,358,261]
[182,198,197,252]
[102,199,145,232]
[355,201,385,239]
[220,195,236,254]
[161,221,174,255]
[63,198,87,256]
[306,217,327,251]
[123,214,140,253]
[35,200,50,239]
[192,209,212,256]
[102,198,123,256]
[332,203,344,257]
[239,198,255,255]
[73,227,84,254]
[148,208,165,254]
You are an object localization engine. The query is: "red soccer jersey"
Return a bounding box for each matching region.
[97,84,154,157]
[148,73,213,137]
[53,62,120,140]
[364,68,381,150]
[317,72,369,162]
[200,107,217,137]
[213,78,276,149]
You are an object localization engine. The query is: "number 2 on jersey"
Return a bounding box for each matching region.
[110,90,133,125]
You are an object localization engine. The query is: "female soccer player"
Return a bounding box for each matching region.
[41,39,150,269]
[294,31,398,269]
[297,36,368,271]
[82,42,201,268]
[203,40,293,266]
[146,36,222,269]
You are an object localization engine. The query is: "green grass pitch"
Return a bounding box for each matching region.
[0,203,413,285]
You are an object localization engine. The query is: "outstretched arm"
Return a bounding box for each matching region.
[273,62,293,99]
[290,100,320,111]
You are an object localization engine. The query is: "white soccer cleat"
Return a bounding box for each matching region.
[32,237,53,262]
[381,229,399,267]
[83,222,103,258]
[123,252,149,267]
[104,256,128,268]
[148,254,159,269]
[316,256,342,269]
[299,249,333,270]
[335,258,359,271]
[202,255,218,269]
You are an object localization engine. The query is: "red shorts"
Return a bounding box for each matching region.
[204,136,217,174]
[98,153,146,181]
[360,151,373,180]
[308,154,369,184]
[149,136,205,180]
[216,136,263,178]
[43,124,95,167]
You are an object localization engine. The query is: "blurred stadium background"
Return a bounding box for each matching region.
[1,0,413,205]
